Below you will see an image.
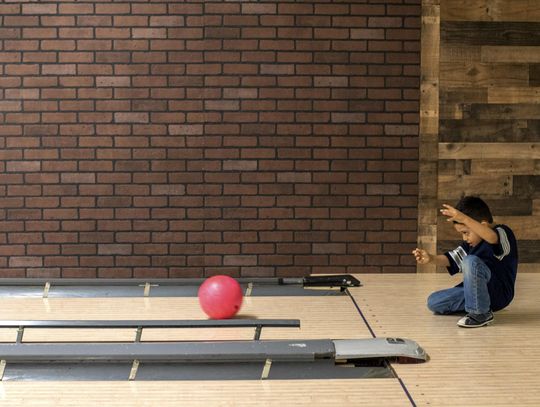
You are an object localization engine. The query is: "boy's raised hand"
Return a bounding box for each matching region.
[412,248,431,264]
[440,204,467,223]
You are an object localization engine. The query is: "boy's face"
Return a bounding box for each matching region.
[453,223,483,247]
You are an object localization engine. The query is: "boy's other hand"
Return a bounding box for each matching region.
[412,248,431,264]
[440,204,467,223]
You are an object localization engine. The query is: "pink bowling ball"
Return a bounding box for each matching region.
[198,275,243,319]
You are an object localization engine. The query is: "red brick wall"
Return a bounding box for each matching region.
[0,1,420,278]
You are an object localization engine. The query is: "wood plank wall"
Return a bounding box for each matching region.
[419,0,540,272]
[418,1,440,273]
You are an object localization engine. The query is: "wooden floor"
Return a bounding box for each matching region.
[351,273,540,406]
[0,273,538,406]
[0,290,409,407]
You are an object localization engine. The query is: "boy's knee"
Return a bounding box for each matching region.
[462,255,481,268]
[462,255,483,275]
[462,255,490,279]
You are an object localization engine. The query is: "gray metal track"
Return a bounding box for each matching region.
[0,319,300,329]
[1,360,393,381]
[3,319,300,343]
[0,338,427,363]
[0,275,360,298]
[0,276,360,287]
[0,337,426,381]
[0,340,334,362]
[0,278,301,286]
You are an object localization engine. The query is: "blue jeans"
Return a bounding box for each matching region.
[427,255,492,314]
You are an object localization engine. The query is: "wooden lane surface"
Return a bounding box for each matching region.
[0,295,372,342]
[350,273,540,406]
[0,379,411,407]
[0,293,412,406]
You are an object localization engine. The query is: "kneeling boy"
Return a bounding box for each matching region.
[413,196,518,328]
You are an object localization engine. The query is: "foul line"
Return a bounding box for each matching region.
[345,289,417,407]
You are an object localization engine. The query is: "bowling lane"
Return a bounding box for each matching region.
[0,295,372,342]
[0,290,414,406]
[0,379,412,407]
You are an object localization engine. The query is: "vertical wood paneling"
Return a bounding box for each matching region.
[418,1,440,273]
[420,0,540,271]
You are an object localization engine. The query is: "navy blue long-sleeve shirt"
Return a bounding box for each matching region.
[444,224,518,311]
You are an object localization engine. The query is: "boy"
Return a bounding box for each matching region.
[413,196,518,328]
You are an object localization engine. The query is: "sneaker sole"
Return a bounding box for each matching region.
[457,318,494,328]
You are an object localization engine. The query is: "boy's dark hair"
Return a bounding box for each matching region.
[454,196,493,224]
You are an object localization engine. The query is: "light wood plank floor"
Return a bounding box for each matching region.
[1,274,538,406]
[0,380,410,407]
[0,296,372,342]
[350,272,540,406]
[0,291,409,406]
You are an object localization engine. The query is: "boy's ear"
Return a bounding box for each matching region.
[480,220,489,225]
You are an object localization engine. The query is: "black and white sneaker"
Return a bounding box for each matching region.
[457,311,494,328]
